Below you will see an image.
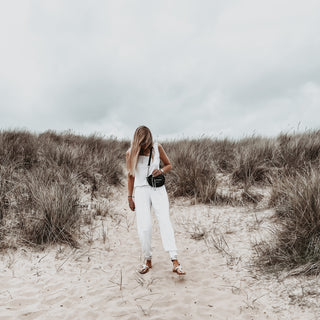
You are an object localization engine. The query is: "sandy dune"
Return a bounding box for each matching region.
[1,186,319,319]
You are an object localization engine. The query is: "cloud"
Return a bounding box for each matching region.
[0,0,319,139]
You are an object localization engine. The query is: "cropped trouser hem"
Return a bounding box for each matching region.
[144,251,178,261]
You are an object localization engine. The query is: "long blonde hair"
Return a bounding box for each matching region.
[127,126,153,176]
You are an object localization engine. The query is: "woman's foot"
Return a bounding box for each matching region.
[139,259,152,274]
[172,259,186,275]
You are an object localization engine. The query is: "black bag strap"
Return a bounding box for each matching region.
[147,146,153,176]
[147,147,153,166]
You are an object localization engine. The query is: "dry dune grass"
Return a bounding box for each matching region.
[2,129,320,276]
[0,130,129,248]
[165,130,320,275]
[257,167,320,275]
[163,139,218,203]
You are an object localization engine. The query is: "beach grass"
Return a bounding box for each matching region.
[2,128,320,274]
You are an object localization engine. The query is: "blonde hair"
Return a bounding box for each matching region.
[127,126,153,176]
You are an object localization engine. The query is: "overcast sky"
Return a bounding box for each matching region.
[1,0,320,140]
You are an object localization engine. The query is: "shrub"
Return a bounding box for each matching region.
[0,165,14,223]
[164,140,218,203]
[20,168,80,246]
[0,130,38,169]
[208,138,236,172]
[276,131,320,172]
[0,130,129,248]
[231,137,275,188]
[163,137,236,173]
[257,168,320,275]
[38,131,129,192]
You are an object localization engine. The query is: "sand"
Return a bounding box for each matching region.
[1,185,320,320]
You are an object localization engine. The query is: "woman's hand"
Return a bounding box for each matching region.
[128,198,135,211]
[152,169,163,177]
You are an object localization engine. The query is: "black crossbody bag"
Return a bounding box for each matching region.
[147,147,165,188]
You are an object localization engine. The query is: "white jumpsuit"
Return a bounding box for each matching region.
[133,143,178,261]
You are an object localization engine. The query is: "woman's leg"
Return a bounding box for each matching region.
[150,186,178,260]
[134,186,153,260]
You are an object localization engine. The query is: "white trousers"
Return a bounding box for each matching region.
[134,185,178,261]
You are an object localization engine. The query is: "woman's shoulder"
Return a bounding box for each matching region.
[154,142,164,150]
[154,142,166,156]
[154,142,164,148]
[153,142,161,152]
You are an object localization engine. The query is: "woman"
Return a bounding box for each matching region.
[126,125,186,275]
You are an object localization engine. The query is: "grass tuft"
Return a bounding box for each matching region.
[164,140,218,203]
[257,168,320,275]
[0,130,129,249]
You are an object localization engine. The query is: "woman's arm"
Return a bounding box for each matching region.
[152,143,172,176]
[158,143,172,173]
[126,151,135,211]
